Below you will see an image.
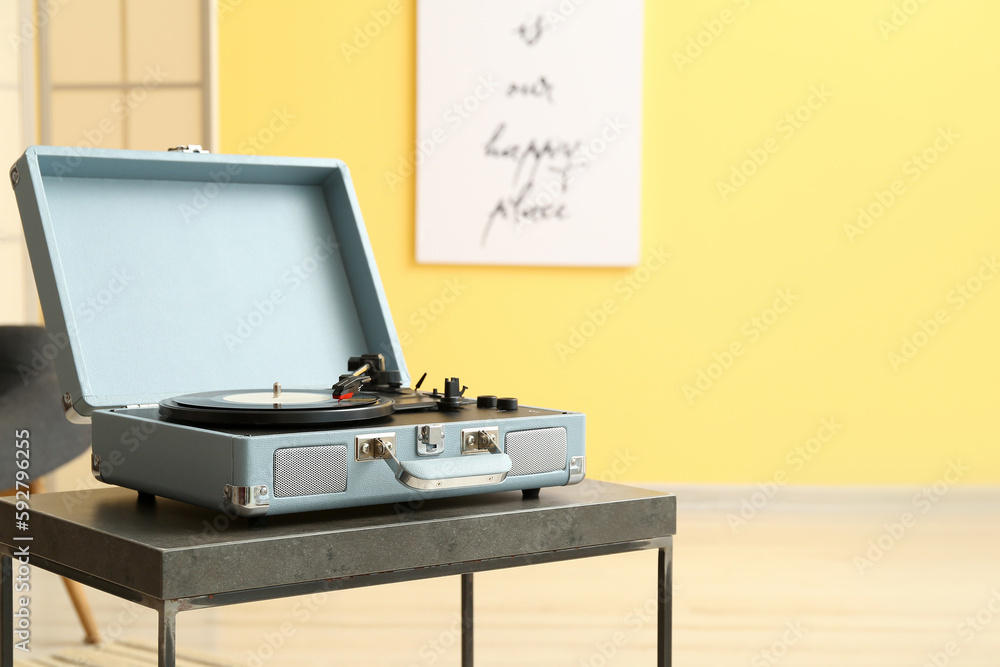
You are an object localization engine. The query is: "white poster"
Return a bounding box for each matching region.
[415,0,644,266]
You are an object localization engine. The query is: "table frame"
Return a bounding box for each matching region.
[2,539,672,666]
[0,484,674,667]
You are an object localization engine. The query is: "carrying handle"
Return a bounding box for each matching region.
[382,447,511,491]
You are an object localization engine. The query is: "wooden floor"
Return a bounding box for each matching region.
[16,484,1000,665]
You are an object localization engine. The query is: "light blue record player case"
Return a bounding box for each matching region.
[10,146,585,515]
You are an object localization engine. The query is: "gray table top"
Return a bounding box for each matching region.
[0,481,675,601]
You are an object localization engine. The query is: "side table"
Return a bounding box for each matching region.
[1,480,675,666]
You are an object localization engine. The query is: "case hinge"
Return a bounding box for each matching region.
[62,393,91,425]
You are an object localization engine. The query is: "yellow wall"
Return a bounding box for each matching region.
[218,1,1000,484]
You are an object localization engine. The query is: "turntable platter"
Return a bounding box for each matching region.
[159,388,395,426]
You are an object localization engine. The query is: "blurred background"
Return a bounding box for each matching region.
[2,1,999,664]
[3,1,999,487]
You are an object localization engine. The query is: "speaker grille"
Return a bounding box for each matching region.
[505,427,568,476]
[273,445,348,497]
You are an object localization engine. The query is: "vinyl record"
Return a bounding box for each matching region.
[159,388,395,426]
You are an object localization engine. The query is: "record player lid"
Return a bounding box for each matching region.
[12,146,409,417]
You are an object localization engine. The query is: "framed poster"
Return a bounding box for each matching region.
[415,0,644,266]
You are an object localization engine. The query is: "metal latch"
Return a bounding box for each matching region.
[417,424,445,456]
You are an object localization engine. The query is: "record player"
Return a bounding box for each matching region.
[10,146,585,517]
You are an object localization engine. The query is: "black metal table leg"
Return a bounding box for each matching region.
[461,572,473,667]
[658,543,672,667]
[158,601,178,667]
[1,556,11,667]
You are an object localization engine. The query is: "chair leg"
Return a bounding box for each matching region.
[62,578,102,644]
[29,478,102,645]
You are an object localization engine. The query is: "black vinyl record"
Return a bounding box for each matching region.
[159,388,394,426]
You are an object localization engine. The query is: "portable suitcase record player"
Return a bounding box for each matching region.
[10,146,585,517]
